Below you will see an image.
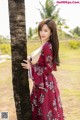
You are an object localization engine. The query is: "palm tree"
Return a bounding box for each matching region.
[38,0,73,36]
[8,0,32,120]
[38,0,65,26]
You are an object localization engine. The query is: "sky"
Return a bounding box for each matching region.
[0,0,80,37]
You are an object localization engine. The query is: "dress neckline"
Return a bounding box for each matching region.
[41,40,49,46]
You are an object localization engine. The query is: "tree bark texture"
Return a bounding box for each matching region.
[8,0,32,120]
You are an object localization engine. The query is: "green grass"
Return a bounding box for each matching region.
[0,60,11,85]
[0,40,80,120]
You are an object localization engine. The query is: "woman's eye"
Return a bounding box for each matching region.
[44,30,47,32]
[40,29,48,32]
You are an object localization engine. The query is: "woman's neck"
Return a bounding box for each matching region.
[42,40,49,45]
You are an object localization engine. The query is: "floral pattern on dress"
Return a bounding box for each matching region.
[33,96,37,106]
[52,99,58,111]
[34,64,44,76]
[45,81,54,90]
[30,41,65,120]
[38,107,42,116]
[39,93,45,104]
[46,110,54,120]
[58,95,62,108]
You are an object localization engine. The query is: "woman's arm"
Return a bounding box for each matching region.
[30,43,57,83]
[31,44,52,73]
[21,43,57,84]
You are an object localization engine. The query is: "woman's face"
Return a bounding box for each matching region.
[39,24,51,42]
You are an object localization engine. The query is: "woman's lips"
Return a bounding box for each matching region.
[41,36,46,38]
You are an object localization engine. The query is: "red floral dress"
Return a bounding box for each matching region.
[30,41,65,120]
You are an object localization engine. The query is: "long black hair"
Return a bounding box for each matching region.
[38,19,60,66]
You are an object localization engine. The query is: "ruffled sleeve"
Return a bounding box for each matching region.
[30,42,57,85]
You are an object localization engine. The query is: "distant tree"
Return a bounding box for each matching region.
[28,27,39,41]
[73,26,80,36]
[0,35,10,43]
[28,27,33,39]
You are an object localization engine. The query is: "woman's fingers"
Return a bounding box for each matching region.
[21,60,30,70]
[23,59,27,63]
[23,59,29,63]
[23,66,27,69]
[21,63,28,69]
[21,63,26,67]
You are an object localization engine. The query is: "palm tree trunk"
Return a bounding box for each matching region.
[8,0,32,120]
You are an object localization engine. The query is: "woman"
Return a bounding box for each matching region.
[21,19,65,120]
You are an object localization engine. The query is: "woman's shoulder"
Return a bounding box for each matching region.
[43,41,52,50]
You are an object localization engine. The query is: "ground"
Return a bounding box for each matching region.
[0,41,80,120]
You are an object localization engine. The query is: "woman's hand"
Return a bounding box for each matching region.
[21,60,31,70]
